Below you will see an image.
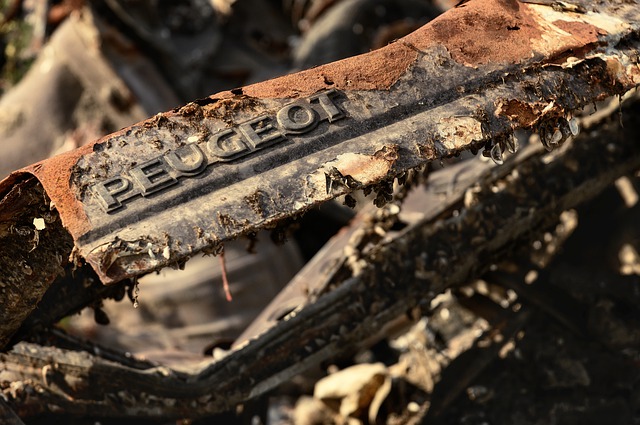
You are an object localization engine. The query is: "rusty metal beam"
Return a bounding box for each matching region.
[0,0,639,346]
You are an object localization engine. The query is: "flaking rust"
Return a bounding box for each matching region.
[0,0,638,285]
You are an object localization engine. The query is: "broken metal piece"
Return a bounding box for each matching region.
[1,0,639,286]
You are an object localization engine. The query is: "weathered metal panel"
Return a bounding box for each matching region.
[1,0,639,284]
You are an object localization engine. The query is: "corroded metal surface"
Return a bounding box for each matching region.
[1,0,639,285]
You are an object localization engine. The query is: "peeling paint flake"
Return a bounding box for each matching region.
[436,117,484,150]
[327,147,398,186]
[526,3,632,61]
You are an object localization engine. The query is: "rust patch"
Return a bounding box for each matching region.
[20,143,96,238]
[552,20,602,44]
[240,45,418,99]
[408,0,621,68]
[217,0,623,100]
[241,0,540,98]
[409,0,544,67]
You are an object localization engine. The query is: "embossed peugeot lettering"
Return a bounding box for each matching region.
[90,89,345,213]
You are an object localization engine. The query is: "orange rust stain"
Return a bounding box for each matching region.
[238,0,556,99]
[241,43,418,99]
[552,20,602,44]
[240,0,542,99]
[24,142,96,238]
[410,0,543,67]
[217,0,614,100]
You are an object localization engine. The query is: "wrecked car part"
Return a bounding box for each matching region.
[0,0,639,348]
[3,0,639,282]
[3,91,640,419]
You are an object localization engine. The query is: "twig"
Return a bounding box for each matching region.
[219,248,233,302]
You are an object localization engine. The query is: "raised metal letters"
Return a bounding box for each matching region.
[129,157,177,195]
[90,89,345,212]
[164,144,205,175]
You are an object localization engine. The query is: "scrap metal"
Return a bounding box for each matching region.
[1,0,637,280]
